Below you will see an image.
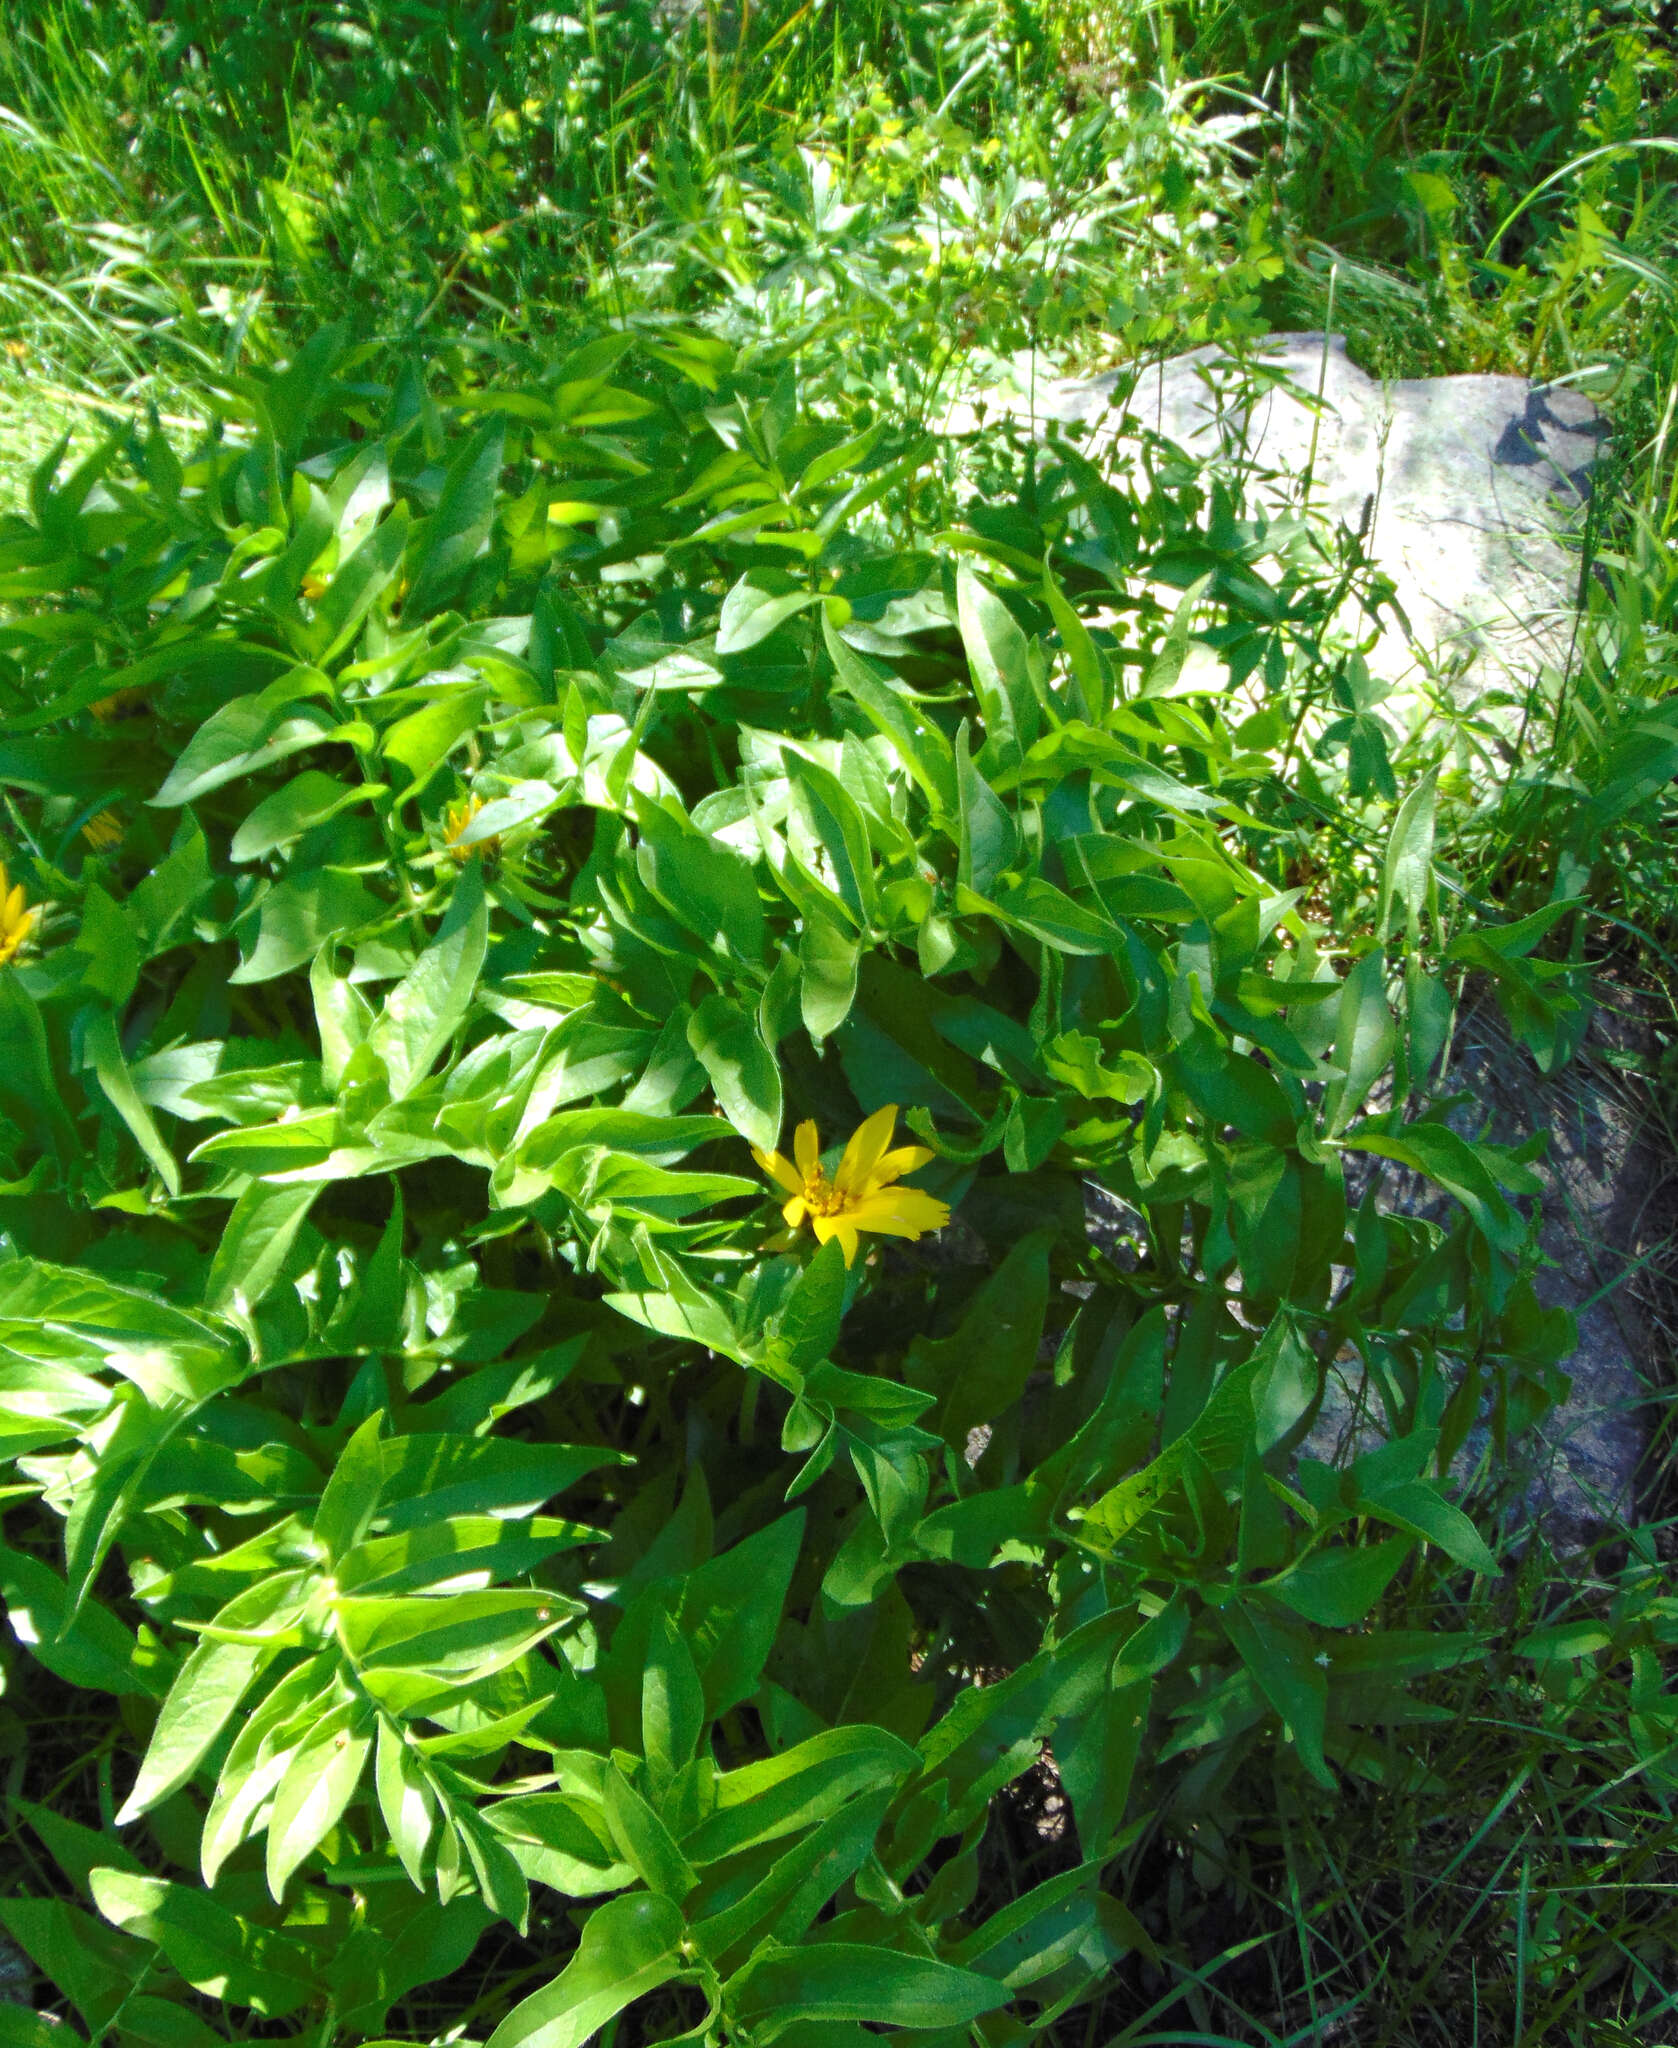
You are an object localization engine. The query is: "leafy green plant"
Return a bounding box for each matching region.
[0,321,1621,2045]
[5,0,1678,2040]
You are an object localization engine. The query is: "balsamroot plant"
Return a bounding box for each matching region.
[0,328,1580,2044]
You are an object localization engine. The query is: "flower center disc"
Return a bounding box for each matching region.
[802,1171,850,1218]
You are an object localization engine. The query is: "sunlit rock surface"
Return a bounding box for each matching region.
[946,330,1608,697]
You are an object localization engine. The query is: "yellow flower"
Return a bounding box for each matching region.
[82,809,123,851]
[0,865,37,967]
[444,794,500,864]
[89,686,150,724]
[753,1105,950,1267]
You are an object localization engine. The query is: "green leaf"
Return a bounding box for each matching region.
[71,887,139,1007]
[1250,1316,1319,1455]
[231,770,375,861]
[266,1701,374,1897]
[486,1790,631,1898]
[1340,1123,1530,1260]
[189,1110,337,1177]
[986,874,1112,954]
[1326,949,1396,1136]
[312,501,411,661]
[375,1714,437,1886]
[230,867,381,983]
[404,419,505,616]
[1358,1478,1499,1573]
[1109,1596,1190,1689]
[684,1724,917,1864]
[1078,1339,1262,1552]
[953,1862,1144,1986]
[727,1940,1010,2037]
[0,972,77,1155]
[453,1795,533,1931]
[203,1179,321,1318]
[1219,1601,1333,1788]
[326,1187,409,1352]
[785,756,877,925]
[367,859,488,1099]
[200,1651,336,1882]
[1003,1092,1064,1172]
[602,1762,698,1897]
[152,673,334,808]
[127,813,213,958]
[0,1259,235,1401]
[955,723,1019,896]
[606,1283,745,1361]
[1405,167,1458,218]
[540,1148,757,1229]
[339,1512,592,1596]
[635,794,766,964]
[1138,577,1207,697]
[485,1892,685,2048]
[0,1892,141,2032]
[680,1511,806,1715]
[717,568,820,653]
[335,1587,574,1682]
[1043,560,1106,719]
[687,993,782,1153]
[381,686,489,787]
[1265,1535,1413,1628]
[314,1411,387,1561]
[117,1633,267,1821]
[642,1611,705,1792]
[15,1797,144,1896]
[956,560,1036,770]
[0,1544,156,1697]
[62,1389,183,1623]
[1378,770,1436,941]
[379,1432,626,1526]
[0,2008,89,2048]
[82,1007,180,1195]
[89,1869,317,2016]
[775,1237,849,1371]
[799,910,859,1041]
[823,615,957,813]
[905,1233,1050,1450]
[311,948,375,1086]
[333,1891,496,2033]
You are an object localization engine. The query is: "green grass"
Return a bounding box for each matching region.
[3,2,1678,2043]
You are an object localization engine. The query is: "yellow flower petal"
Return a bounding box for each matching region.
[753,1146,804,1198]
[811,1212,862,1265]
[794,1120,821,1179]
[753,1106,948,1263]
[445,793,501,864]
[868,1142,935,1187]
[0,906,32,967]
[845,1186,951,1241]
[835,1103,898,1194]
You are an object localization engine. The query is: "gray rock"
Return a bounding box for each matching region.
[944,331,1609,698]
[948,332,1645,1542]
[0,1933,27,2004]
[1078,1002,1658,1551]
[1308,1007,1656,1550]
